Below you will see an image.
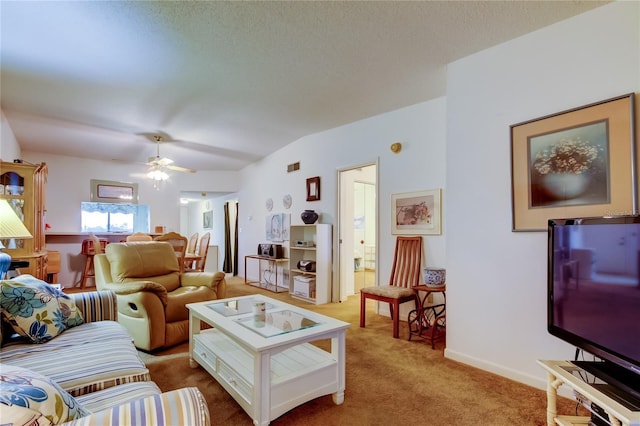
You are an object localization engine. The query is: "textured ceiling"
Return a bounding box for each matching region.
[1,1,608,171]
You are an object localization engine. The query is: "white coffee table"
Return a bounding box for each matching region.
[187,295,350,426]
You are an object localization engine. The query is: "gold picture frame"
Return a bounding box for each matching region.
[391,189,442,235]
[510,93,636,232]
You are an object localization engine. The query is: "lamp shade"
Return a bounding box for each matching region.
[0,199,33,239]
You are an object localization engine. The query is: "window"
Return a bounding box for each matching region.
[81,202,150,233]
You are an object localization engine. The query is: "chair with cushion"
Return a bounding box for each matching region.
[94,242,227,351]
[360,236,423,338]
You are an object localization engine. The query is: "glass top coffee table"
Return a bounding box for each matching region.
[187,295,350,426]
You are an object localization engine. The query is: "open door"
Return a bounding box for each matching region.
[338,164,377,301]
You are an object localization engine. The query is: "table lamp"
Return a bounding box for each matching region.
[0,199,33,279]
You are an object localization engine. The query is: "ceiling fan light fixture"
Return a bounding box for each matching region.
[147,168,169,181]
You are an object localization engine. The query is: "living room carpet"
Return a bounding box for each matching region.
[140,277,585,425]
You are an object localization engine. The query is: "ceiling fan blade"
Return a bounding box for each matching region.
[156,157,174,166]
[166,164,196,173]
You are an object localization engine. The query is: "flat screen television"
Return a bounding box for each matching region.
[548,215,640,404]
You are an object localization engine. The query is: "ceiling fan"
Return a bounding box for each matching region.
[146,135,196,183]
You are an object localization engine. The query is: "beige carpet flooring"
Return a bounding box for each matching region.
[140,277,586,425]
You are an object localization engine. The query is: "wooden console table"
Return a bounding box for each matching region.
[537,360,640,426]
[244,255,289,293]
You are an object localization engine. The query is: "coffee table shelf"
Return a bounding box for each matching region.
[188,295,349,426]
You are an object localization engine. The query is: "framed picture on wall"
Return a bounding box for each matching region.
[203,210,213,229]
[306,176,320,201]
[90,179,138,203]
[510,93,636,231]
[391,189,442,235]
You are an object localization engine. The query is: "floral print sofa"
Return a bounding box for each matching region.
[0,275,210,426]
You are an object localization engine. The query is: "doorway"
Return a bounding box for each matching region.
[338,164,377,301]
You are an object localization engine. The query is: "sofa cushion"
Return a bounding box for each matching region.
[105,243,181,292]
[0,364,89,425]
[62,387,210,426]
[75,381,160,413]
[1,321,150,397]
[0,275,84,343]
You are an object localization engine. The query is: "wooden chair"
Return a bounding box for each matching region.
[126,232,153,242]
[184,232,199,269]
[80,234,109,289]
[154,232,188,272]
[360,236,423,338]
[186,232,210,272]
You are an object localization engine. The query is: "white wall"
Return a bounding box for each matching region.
[1,111,22,162]
[445,1,640,391]
[237,98,447,304]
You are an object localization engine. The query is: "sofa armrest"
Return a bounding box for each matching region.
[61,387,210,426]
[70,290,118,323]
[181,271,227,299]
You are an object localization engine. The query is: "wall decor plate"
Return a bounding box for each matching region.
[283,194,292,209]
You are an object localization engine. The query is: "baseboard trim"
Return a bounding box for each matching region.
[444,348,575,399]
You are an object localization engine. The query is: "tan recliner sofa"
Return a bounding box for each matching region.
[94,241,226,351]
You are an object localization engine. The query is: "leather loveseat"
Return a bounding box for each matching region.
[94,242,226,351]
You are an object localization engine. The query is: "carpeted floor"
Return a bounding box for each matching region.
[140,277,586,425]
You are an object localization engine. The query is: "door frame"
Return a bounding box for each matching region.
[336,161,379,302]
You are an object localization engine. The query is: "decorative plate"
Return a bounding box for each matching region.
[283,194,292,209]
[266,198,273,211]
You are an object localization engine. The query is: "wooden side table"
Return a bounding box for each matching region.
[408,285,446,349]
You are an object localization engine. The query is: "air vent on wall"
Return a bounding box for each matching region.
[287,162,300,173]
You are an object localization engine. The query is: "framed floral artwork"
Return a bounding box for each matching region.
[391,189,442,235]
[510,93,636,231]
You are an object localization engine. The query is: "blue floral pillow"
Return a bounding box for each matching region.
[0,275,84,343]
[0,364,89,425]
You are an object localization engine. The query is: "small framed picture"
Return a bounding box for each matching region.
[306,176,320,201]
[203,210,213,229]
[391,189,442,235]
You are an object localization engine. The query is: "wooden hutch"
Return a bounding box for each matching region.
[0,161,48,280]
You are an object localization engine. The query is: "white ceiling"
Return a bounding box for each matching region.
[1,1,608,172]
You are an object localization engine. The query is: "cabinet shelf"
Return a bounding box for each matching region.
[288,224,332,305]
[291,269,316,276]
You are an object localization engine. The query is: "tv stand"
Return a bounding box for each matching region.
[538,360,640,426]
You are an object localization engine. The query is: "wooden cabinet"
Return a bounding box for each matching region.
[0,161,48,280]
[288,224,332,304]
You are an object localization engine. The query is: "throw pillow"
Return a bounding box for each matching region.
[0,364,89,425]
[0,275,84,343]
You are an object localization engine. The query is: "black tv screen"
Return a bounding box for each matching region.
[548,216,640,395]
